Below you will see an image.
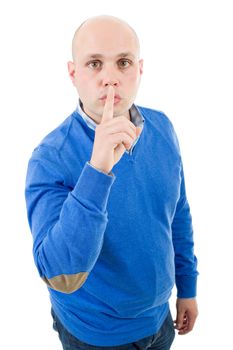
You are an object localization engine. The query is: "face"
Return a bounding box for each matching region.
[68,19,143,123]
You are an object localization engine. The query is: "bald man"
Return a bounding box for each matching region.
[25,15,198,350]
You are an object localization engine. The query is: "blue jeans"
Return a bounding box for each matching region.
[51,309,175,350]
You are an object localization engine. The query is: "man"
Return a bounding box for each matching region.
[25,15,198,350]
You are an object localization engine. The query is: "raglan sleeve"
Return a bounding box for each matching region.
[25,144,115,294]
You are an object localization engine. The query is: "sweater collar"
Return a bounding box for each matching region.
[76,99,144,130]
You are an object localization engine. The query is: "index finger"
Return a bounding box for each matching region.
[101,86,114,123]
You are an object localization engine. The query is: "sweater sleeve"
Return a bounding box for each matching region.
[171,164,198,298]
[25,145,115,294]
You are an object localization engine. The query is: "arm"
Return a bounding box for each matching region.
[25,149,114,294]
[25,87,139,294]
[172,164,199,333]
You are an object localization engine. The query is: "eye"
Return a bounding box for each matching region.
[87,60,102,69]
[118,59,132,69]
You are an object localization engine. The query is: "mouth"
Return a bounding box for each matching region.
[99,94,122,104]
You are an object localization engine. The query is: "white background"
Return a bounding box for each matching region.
[0,0,232,349]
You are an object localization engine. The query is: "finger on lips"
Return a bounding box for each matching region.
[102,86,114,122]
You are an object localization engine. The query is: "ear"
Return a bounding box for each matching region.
[139,59,144,75]
[67,61,76,84]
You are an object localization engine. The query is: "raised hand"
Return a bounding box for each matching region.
[90,86,141,174]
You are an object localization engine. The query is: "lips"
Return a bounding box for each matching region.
[99,94,121,101]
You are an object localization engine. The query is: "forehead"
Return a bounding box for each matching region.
[73,20,139,60]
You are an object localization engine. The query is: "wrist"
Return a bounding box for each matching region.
[89,160,111,175]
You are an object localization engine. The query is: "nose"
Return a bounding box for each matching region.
[103,80,118,87]
[101,66,119,87]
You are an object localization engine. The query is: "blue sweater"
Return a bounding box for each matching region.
[25,106,198,346]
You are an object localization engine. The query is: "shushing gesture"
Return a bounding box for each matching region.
[90,86,141,174]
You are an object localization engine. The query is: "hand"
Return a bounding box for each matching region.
[90,86,141,174]
[174,298,198,335]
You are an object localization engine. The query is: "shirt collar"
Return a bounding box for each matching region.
[76,99,144,130]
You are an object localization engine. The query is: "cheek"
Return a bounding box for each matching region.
[75,75,93,96]
[75,71,87,85]
[75,67,95,85]
[126,68,141,85]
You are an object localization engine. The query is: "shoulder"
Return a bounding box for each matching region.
[30,109,84,157]
[137,106,180,150]
[39,112,77,152]
[27,112,79,184]
[28,111,79,168]
[137,106,173,129]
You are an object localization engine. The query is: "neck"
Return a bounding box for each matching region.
[82,106,131,124]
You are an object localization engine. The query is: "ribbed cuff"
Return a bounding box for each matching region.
[176,274,198,298]
[72,162,115,213]
[88,161,114,177]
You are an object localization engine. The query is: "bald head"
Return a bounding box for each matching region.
[67,15,143,123]
[71,15,140,62]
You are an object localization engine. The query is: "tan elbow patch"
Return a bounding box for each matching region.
[42,272,89,294]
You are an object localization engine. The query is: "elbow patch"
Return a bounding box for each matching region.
[42,272,89,294]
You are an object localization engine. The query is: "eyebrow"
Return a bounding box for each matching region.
[85,52,136,60]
